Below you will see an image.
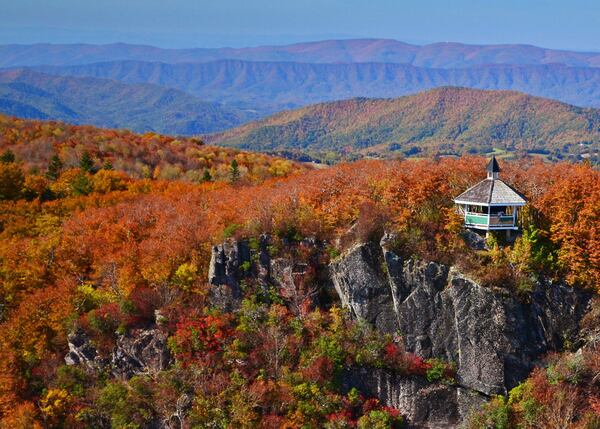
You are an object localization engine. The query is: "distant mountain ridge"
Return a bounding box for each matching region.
[3,39,600,141]
[30,59,600,113]
[2,39,600,68]
[0,68,254,134]
[206,87,600,161]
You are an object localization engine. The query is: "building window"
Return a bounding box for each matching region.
[469,205,488,214]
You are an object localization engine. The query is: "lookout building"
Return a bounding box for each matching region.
[454,156,526,234]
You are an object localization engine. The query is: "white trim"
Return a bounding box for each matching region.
[454,200,526,207]
[466,224,520,231]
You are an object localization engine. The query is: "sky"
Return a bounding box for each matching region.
[1,0,600,51]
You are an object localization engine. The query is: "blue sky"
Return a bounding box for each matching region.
[2,0,599,51]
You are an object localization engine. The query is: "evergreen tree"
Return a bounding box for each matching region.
[230,159,240,183]
[46,155,63,180]
[0,149,15,164]
[202,169,212,182]
[0,163,24,200]
[80,151,94,173]
[71,173,92,196]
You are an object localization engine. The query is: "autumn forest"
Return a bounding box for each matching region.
[0,112,598,428]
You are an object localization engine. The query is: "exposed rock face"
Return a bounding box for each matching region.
[208,235,276,311]
[343,367,487,429]
[208,235,329,310]
[461,229,488,251]
[111,328,172,379]
[65,327,171,379]
[208,240,250,311]
[394,260,456,362]
[331,237,591,427]
[207,234,591,428]
[580,300,600,353]
[330,241,397,333]
[65,329,107,370]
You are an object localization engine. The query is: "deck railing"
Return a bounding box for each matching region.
[465,212,515,226]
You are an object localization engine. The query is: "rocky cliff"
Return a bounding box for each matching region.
[207,236,270,311]
[341,369,487,429]
[329,235,591,427]
[207,234,591,428]
[66,234,590,428]
[208,235,331,311]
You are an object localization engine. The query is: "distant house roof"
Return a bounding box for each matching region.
[486,156,500,174]
[454,178,527,205]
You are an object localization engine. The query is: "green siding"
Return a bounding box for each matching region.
[465,214,515,227]
[466,214,488,225]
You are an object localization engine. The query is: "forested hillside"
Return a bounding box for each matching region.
[0,69,254,134]
[208,87,600,162]
[0,113,598,426]
[0,114,303,182]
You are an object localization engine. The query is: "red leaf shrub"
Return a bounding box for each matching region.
[169,314,232,366]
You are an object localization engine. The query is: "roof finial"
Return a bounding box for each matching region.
[486,155,500,179]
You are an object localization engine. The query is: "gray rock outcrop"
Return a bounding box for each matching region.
[65,329,108,370]
[208,235,328,310]
[208,235,276,310]
[206,233,591,428]
[65,327,171,379]
[111,328,172,379]
[330,236,591,428]
[330,241,398,333]
[343,367,488,429]
[208,240,251,311]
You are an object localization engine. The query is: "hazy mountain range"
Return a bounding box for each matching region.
[2,39,600,68]
[0,38,600,151]
[31,59,600,114]
[206,87,600,161]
